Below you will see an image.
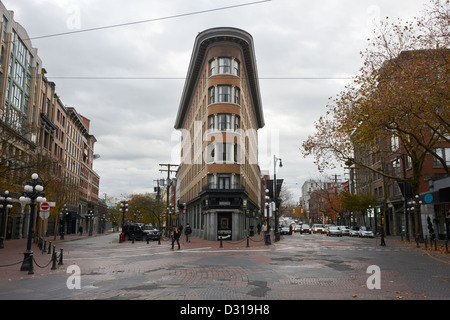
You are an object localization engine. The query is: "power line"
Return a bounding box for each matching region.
[26,0,272,41]
[45,76,353,81]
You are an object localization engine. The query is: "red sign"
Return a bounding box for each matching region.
[40,202,50,211]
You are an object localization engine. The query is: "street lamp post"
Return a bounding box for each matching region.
[273,155,282,242]
[19,173,46,272]
[265,190,271,245]
[397,155,410,242]
[60,205,68,240]
[87,210,94,236]
[0,191,13,249]
[120,201,128,243]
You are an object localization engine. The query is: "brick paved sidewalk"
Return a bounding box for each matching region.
[1,232,448,284]
[0,231,274,281]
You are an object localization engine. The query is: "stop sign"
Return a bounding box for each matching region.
[40,202,50,211]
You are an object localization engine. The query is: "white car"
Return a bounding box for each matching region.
[338,226,350,236]
[312,224,325,234]
[349,226,359,237]
[326,226,342,237]
[358,226,374,238]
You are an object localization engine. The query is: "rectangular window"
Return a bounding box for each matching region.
[434,148,450,167]
[207,174,216,189]
[233,60,240,76]
[218,114,232,131]
[218,174,231,189]
[391,135,399,151]
[234,87,240,105]
[207,144,215,163]
[234,115,240,131]
[218,85,231,103]
[209,59,216,76]
[234,144,241,163]
[218,58,231,74]
[208,115,215,131]
[209,87,215,104]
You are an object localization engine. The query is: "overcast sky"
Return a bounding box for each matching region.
[3,0,428,203]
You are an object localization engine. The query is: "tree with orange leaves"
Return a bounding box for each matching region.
[301,0,449,237]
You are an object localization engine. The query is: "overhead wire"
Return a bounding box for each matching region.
[15,0,351,82]
[45,76,353,81]
[25,0,272,41]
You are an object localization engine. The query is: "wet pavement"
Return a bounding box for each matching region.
[0,231,449,301]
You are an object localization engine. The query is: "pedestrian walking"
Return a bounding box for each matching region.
[78,226,83,236]
[380,225,386,246]
[257,223,261,235]
[171,226,181,250]
[262,221,270,245]
[184,223,192,242]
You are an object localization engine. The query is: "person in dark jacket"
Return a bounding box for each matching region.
[184,224,192,243]
[171,226,181,250]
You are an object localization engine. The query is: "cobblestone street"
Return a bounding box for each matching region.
[0,232,449,301]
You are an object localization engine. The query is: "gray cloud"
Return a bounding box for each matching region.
[3,0,427,201]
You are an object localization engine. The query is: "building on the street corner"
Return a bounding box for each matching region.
[0,1,100,239]
[352,49,449,238]
[174,27,265,241]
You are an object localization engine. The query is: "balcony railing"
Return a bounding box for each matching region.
[202,183,245,192]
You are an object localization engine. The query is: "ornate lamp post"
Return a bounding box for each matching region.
[265,189,271,245]
[0,190,13,249]
[120,201,128,243]
[19,173,46,272]
[59,205,68,240]
[273,155,282,242]
[87,210,94,236]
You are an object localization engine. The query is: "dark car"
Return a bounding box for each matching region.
[122,223,161,241]
[142,224,162,240]
[280,225,291,235]
[300,224,311,234]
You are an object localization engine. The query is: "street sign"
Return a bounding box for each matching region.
[40,202,50,211]
[39,211,50,219]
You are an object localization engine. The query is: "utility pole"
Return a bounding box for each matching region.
[159,164,179,231]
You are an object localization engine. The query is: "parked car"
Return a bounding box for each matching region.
[280,225,291,235]
[122,223,161,241]
[141,224,162,240]
[312,224,325,234]
[300,224,311,234]
[326,226,342,237]
[349,226,360,237]
[358,226,374,238]
[338,226,350,236]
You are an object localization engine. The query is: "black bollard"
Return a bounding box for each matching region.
[132,234,135,244]
[146,235,150,244]
[247,235,249,248]
[48,241,52,254]
[220,237,223,248]
[58,248,64,265]
[51,249,57,270]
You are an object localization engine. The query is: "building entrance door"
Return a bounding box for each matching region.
[217,212,232,240]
